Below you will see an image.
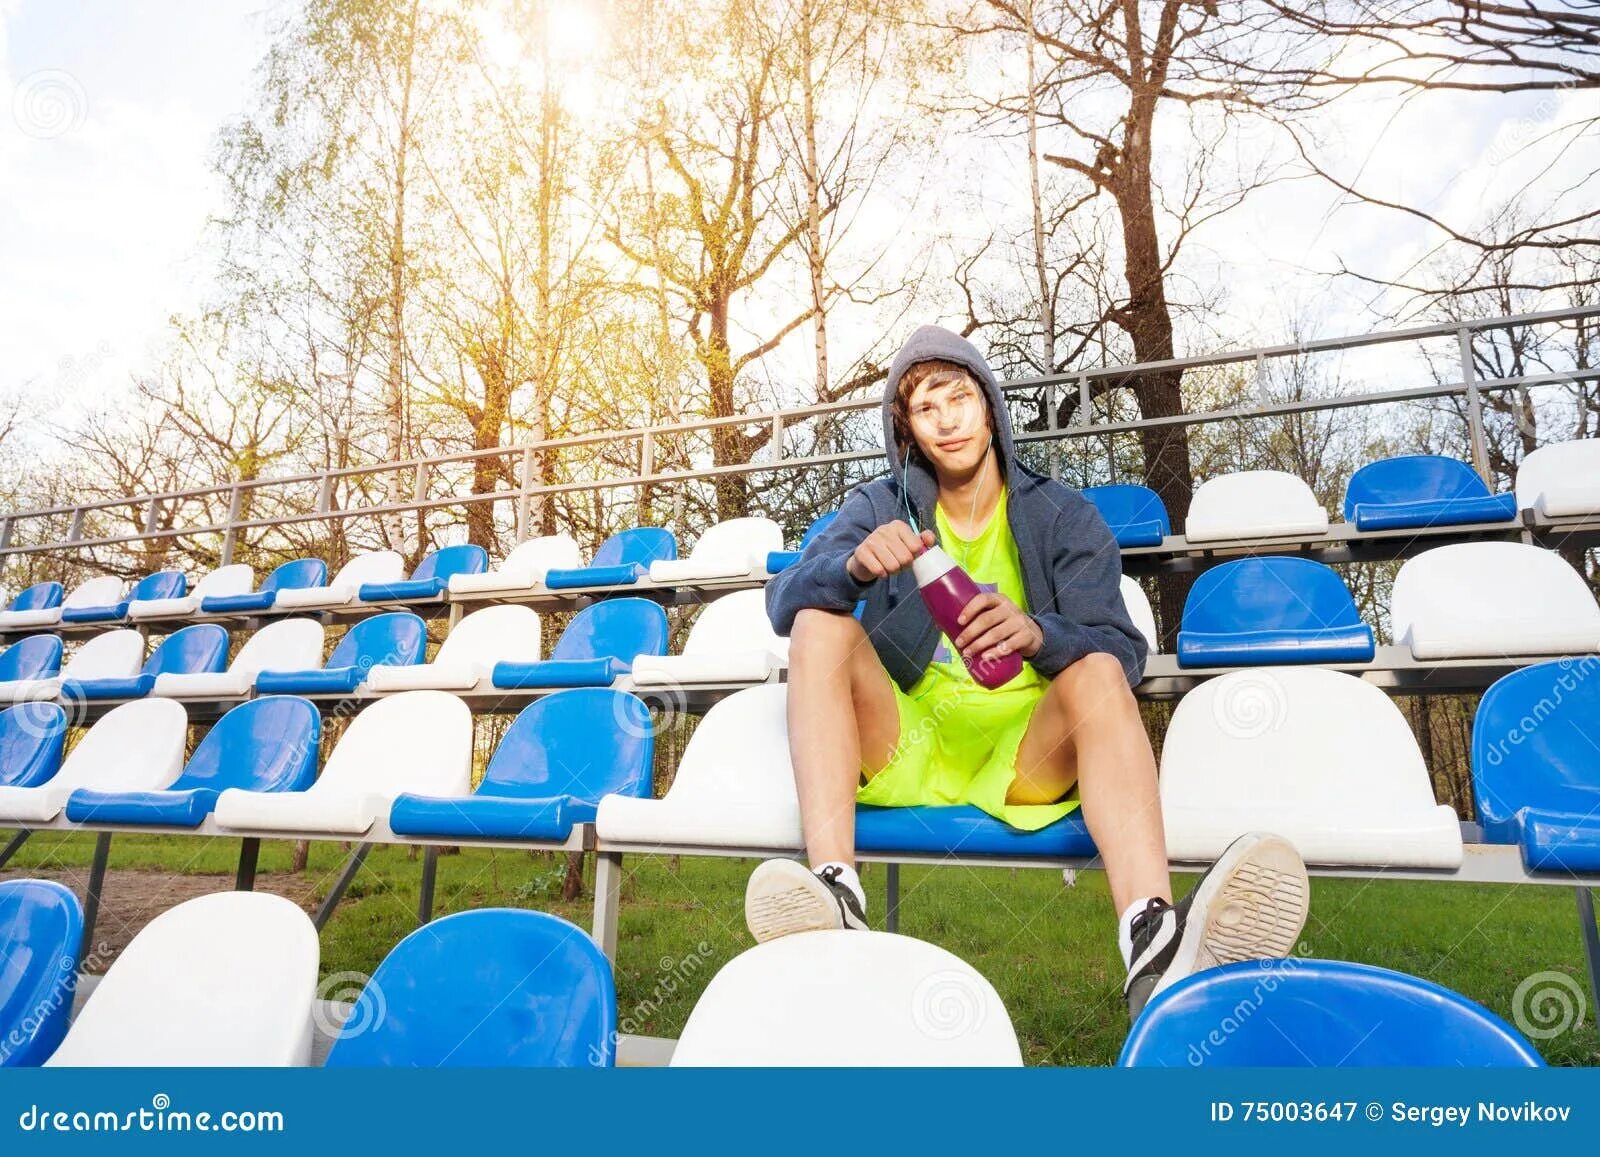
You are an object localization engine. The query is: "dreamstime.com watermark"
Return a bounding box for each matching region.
[1478,654,1600,769]
[1512,970,1587,1040]
[1184,949,1311,1066]
[588,941,714,1063]
[15,1094,284,1134]
[0,939,114,1066]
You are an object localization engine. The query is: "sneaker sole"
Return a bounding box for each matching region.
[744,859,845,943]
[1154,832,1309,999]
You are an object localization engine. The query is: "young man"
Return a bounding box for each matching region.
[751,324,1311,1017]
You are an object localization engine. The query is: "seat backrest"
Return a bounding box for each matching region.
[142,624,230,678]
[1390,542,1600,651]
[1185,470,1327,539]
[48,700,188,796]
[229,618,326,676]
[1082,484,1171,536]
[190,563,254,599]
[682,589,785,659]
[0,634,63,683]
[1473,659,1600,844]
[435,606,542,668]
[0,702,68,789]
[499,533,582,575]
[798,511,839,548]
[129,570,186,603]
[326,612,427,670]
[327,550,404,588]
[1516,439,1600,511]
[1182,557,1364,635]
[325,909,615,1067]
[672,930,1022,1066]
[1120,959,1542,1067]
[663,684,796,808]
[1343,454,1491,518]
[1119,576,1158,652]
[258,557,328,595]
[0,879,83,1067]
[483,688,653,800]
[550,598,669,663]
[172,696,319,793]
[7,582,62,613]
[315,691,471,798]
[60,575,125,610]
[687,517,783,561]
[589,526,677,568]
[408,543,488,583]
[59,630,145,681]
[45,891,319,1067]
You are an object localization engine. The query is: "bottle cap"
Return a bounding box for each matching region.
[911,544,956,587]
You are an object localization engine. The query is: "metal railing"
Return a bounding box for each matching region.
[1,304,1595,565]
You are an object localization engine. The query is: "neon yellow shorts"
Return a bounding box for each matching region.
[854,678,1080,832]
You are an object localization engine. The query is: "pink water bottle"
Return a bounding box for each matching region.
[911,545,1023,689]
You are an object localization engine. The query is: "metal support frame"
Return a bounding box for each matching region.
[235,838,261,891]
[1458,326,1492,482]
[81,832,113,951]
[0,827,31,870]
[313,843,372,931]
[592,851,623,958]
[885,862,900,934]
[418,846,439,925]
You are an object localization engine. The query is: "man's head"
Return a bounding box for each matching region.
[891,358,996,480]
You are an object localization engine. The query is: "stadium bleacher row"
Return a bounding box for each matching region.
[1,445,1598,1066]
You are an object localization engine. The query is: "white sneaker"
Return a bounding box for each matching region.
[744,859,869,943]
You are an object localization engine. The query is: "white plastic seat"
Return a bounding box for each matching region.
[0,575,123,631]
[1120,575,1158,655]
[367,605,541,692]
[0,629,145,703]
[1390,542,1600,659]
[631,590,787,686]
[1160,666,1462,868]
[151,618,326,699]
[128,564,253,620]
[597,683,803,848]
[648,517,783,584]
[1183,470,1330,542]
[0,699,188,823]
[671,930,1023,1066]
[1516,439,1600,518]
[446,534,583,596]
[46,891,319,1066]
[272,550,404,610]
[213,690,471,835]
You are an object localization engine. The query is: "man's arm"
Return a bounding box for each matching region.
[1028,502,1149,687]
[764,488,880,636]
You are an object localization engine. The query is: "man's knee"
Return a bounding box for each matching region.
[789,607,866,663]
[1049,651,1137,718]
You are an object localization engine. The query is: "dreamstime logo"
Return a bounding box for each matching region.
[1512,970,1586,1040]
[1211,671,1288,739]
[313,971,386,1041]
[12,70,88,140]
[619,675,683,738]
[910,969,988,1042]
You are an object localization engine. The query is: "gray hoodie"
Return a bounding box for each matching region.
[765,323,1147,689]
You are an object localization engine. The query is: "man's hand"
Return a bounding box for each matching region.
[846,520,937,582]
[953,591,1043,663]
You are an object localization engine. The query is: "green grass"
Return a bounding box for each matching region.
[6,830,1598,1066]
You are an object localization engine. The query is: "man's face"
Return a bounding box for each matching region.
[907,373,991,478]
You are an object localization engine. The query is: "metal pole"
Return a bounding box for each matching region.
[81,833,113,950]
[235,838,261,891]
[592,851,623,958]
[1576,886,1600,1043]
[0,828,31,870]
[220,483,242,566]
[313,844,372,931]
[885,862,900,934]
[417,846,438,926]
[1458,327,1492,482]
[516,448,534,542]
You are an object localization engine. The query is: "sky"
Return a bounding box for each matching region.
[0,1,1590,426]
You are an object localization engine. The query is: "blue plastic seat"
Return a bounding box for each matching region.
[543,527,677,589]
[60,624,229,701]
[765,511,840,573]
[357,544,488,603]
[390,688,653,840]
[491,598,668,689]
[854,804,1096,858]
[253,612,425,695]
[323,909,617,1067]
[0,635,63,684]
[0,702,68,789]
[1176,556,1375,667]
[64,696,319,827]
[60,570,186,624]
[5,583,63,614]
[1082,484,1171,547]
[1120,959,1543,1067]
[1343,454,1517,531]
[1474,660,1600,872]
[0,880,83,1066]
[200,557,328,614]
